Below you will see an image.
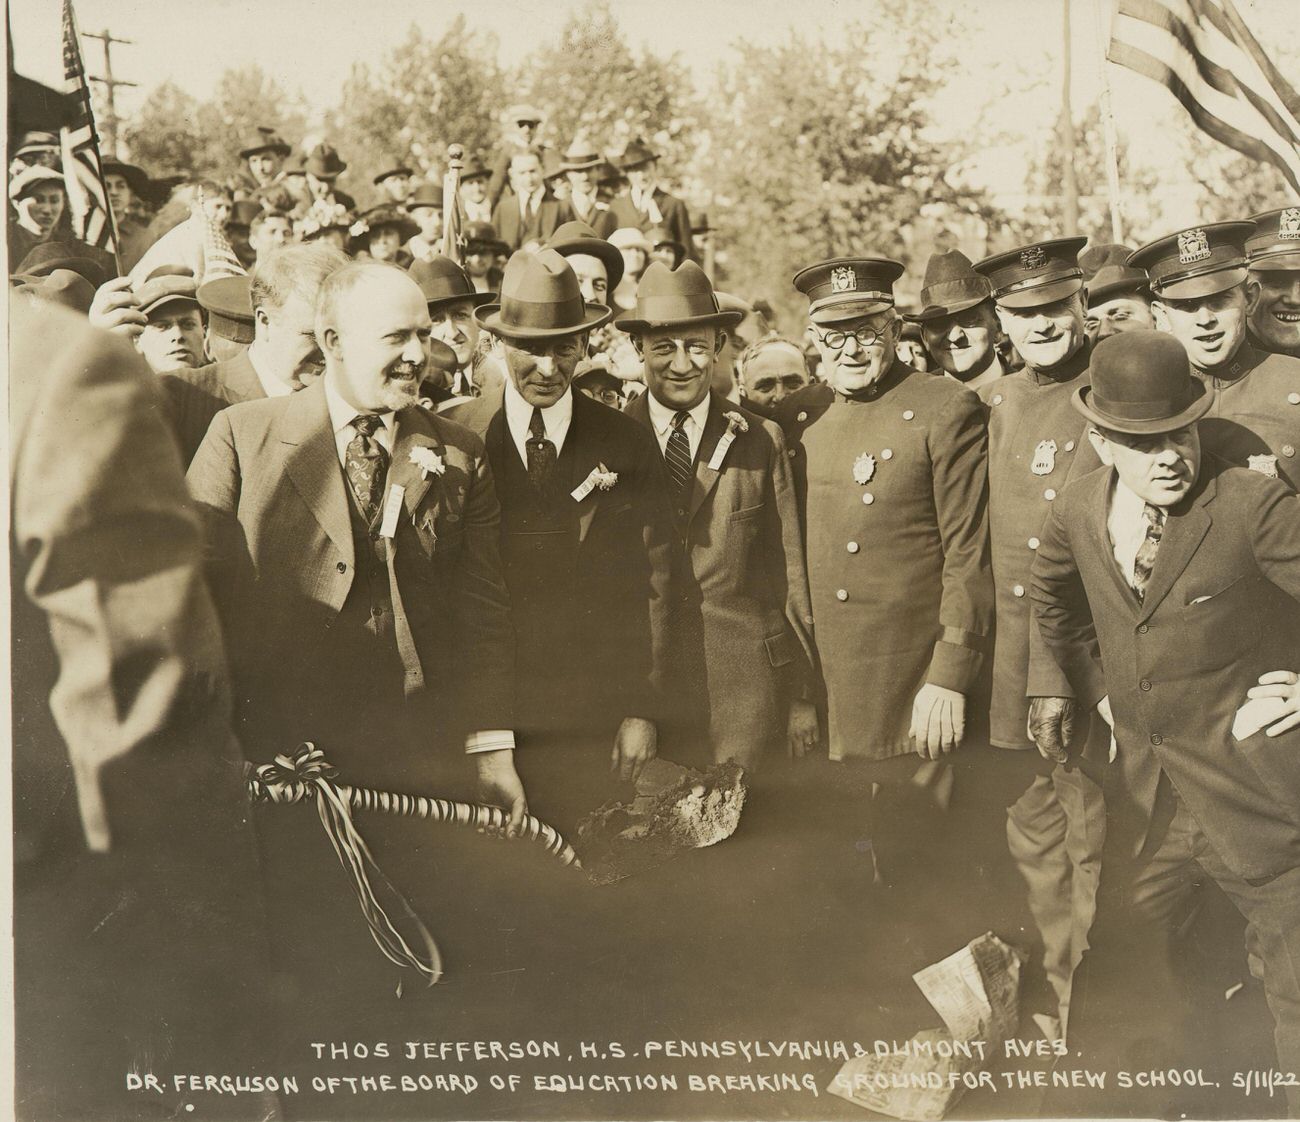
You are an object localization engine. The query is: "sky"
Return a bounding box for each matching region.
[8,0,1299,224]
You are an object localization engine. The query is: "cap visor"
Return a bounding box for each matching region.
[995,276,1083,309]
[1154,267,1247,301]
[1250,252,1300,271]
[809,297,893,324]
[1072,381,1213,435]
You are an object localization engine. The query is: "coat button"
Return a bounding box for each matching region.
[847,541,860,553]
[1064,440,1075,452]
[677,507,687,518]
[797,411,808,422]
[1150,733,1163,746]
[1028,536,1040,549]
[836,589,849,602]
[902,409,915,420]
[1289,393,1300,405]
[861,492,874,505]
[1138,623,1149,634]
[1012,584,1025,598]
[1284,445,1296,458]
[1140,679,1152,691]
[336,561,347,573]
[991,394,1003,406]
[788,448,797,458]
[1044,488,1057,501]
[881,448,893,460]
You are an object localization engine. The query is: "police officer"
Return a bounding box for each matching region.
[1246,206,1300,360]
[973,237,1107,1037]
[1131,221,1300,489]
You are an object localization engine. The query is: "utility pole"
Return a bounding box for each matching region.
[85,29,136,157]
[1060,0,1080,233]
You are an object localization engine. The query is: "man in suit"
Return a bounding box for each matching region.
[11,296,273,1120]
[186,262,526,1026]
[560,138,618,238]
[161,243,349,464]
[1031,330,1300,1114]
[609,138,697,264]
[914,249,1011,394]
[1246,206,1300,360]
[491,150,575,252]
[619,260,817,771]
[408,254,503,404]
[447,248,667,828]
[486,104,546,209]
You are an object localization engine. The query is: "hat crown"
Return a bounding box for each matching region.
[492,248,590,333]
[921,249,977,289]
[631,260,720,323]
[409,256,476,303]
[618,138,658,168]
[1081,329,1207,432]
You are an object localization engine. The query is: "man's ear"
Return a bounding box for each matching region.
[1245,278,1263,316]
[630,334,646,358]
[1086,426,1115,466]
[1150,300,1172,333]
[320,326,341,358]
[714,331,728,357]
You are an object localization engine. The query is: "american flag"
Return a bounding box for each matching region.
[60,0,116,256]
[442,146,466,264]
[194,188,248,282]
[1108,0,1300,194]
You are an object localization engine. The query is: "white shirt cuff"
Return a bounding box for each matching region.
[465,729,516,754]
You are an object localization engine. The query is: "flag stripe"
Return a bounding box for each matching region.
[60,0,116,257]
[1214,0,1300,120]
[1120,0,1235,99]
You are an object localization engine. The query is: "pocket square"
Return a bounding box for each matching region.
[1189,594,1212,605]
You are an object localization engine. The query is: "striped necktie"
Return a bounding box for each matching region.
[1130,502,1166,601]
[664,411,694,500]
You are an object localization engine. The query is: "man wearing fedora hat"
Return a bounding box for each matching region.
[372,159,415,209]
[1031,329,1300,1112]
[492,149,575,252]
[974,235,1107,1037]
[1132,221,1300,490]
[446,248,668,828]
[914,248,1010,394]
[1079,242,1153,345]
[559,138,617,238]
[458,154,494,225]
[408,255,502,404]
[620,260,817,772]
[609,138,696,264]
[1246,206,1300,360]
[161,243,350,465]
[236,126,291,203]
[302,143,357,212]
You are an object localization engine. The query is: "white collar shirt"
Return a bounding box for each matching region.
[246,345,297,399]
[1107,475,1166,589]
[324,376,396,467]
[503,377,573,465]
[646,390,710,463]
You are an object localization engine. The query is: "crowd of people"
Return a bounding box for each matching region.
[9,101,1300,1121]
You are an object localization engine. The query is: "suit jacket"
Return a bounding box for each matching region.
[492,194,576,250]
[1031,456,1300,880]
[449,390,671,734]
[568,198,619,239]
[610,188,697,263]
[625,391,814,766]
[186,379,515,765]
[161,349,265,467]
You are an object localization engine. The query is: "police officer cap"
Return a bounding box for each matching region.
[1246,206,1300,272]
[198,274,255,344]
[793,256,904,324]
[1127,221,1253,300]
[974,236,1086,309]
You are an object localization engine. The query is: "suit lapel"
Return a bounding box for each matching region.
[389,408,439,518]
[221,350,264,404]
[280,381,354,569]
[688,394,728,525]
[1136,472,1215,623]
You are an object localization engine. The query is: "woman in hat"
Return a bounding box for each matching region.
[348,206,418,267]
[293,199,354,253]
[8,167,113,276]
[101,159,156,273]
[404,183,444,263]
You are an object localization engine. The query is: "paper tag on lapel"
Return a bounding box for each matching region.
[379,483,405,539]
[571,472,599,503]
[707,431,737,471]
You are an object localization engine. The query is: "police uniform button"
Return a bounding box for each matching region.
[881,448,893,460]
[336,561,347,573]
[1138,624,1149,634]
[836,589,849,602]
[1289,393,1300,405]
[1284,445,1296,458]
[902,410,915,421]
[1150,733,1163,746]
[991,394,1003,406]
[788,448,797,458]
[1064,440,1075,452]
[862,493,874,505]
[1140,679,1152,691]
[1012,584,1025,598]
[1044,488,1057,501]
[847,541,860,554]
[677,508,687,518]
[803,615,814,626]
[797,411,808,422]
[1028,536,1040,549]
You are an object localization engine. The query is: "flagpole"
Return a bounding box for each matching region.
[1060,0,1080,234]
[442,143,465,265]
[1095,0,1126,242]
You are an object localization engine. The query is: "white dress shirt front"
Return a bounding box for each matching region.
[646,390,710,463]
[503,377,574,465]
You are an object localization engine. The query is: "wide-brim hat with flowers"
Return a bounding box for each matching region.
[615,260,744,335]
[474,247,612,341]
[349,205,419,251]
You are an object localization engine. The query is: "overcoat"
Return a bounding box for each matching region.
[160,349,265,467]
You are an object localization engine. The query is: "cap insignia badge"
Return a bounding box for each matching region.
[1031,439,1058,476]
[830,265,857,293]
[1248,454,1279,478]
[1177,229,1211,264]
[1020,246,1047,270]
[852,452,876,484]
[1280,207,1300,240]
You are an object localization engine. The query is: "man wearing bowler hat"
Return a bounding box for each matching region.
[914,248,1010,393]
[620,260,817,771]
[559,138,618,238]
[609,138,696,264]
[448,248,668,829]
[973,236,1107,1036]
[1080,242,1152,344]
[1031,330,1300,1113]
[776,256,992,873]
[1131,221,1300,490]
[409,254,502,403]
[1246,206,1300,360]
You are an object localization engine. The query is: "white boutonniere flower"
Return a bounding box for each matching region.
[572,462,618,501]
[723,411,750,435]
[709,411,750,469]
[409,446,446,479]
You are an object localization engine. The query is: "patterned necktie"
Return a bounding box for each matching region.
[664,411,694,501]
[344,413,388,525]
[526,407,557,492]
[1130,502,1166,601]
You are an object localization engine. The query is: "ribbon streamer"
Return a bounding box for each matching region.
[247,744,580,985]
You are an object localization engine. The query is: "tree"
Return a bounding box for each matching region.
[513,0,700,174]
[121,81,208,177]
[328,17,505,203]
[701,0,1001,327]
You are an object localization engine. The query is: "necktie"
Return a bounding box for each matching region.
[1130,502,1166,601]
[344,414,388,526]
[664,411,694,502]
[526,407,557,492]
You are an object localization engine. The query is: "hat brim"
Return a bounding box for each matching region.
[809,297,893,324]
[911,293,991,322]
[352,218,420,248]
[427,289,497,311]
[1072,379,1212,436]
[474,302,612,340]
[240,144,291,160]
[614,308,745,334]
[550,235,625,289]
[995,276,1084,309]
[1153,266,1247,301]
[373,168,414,185]
[1086,277,1150,305]
[1250,252,1300,272]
